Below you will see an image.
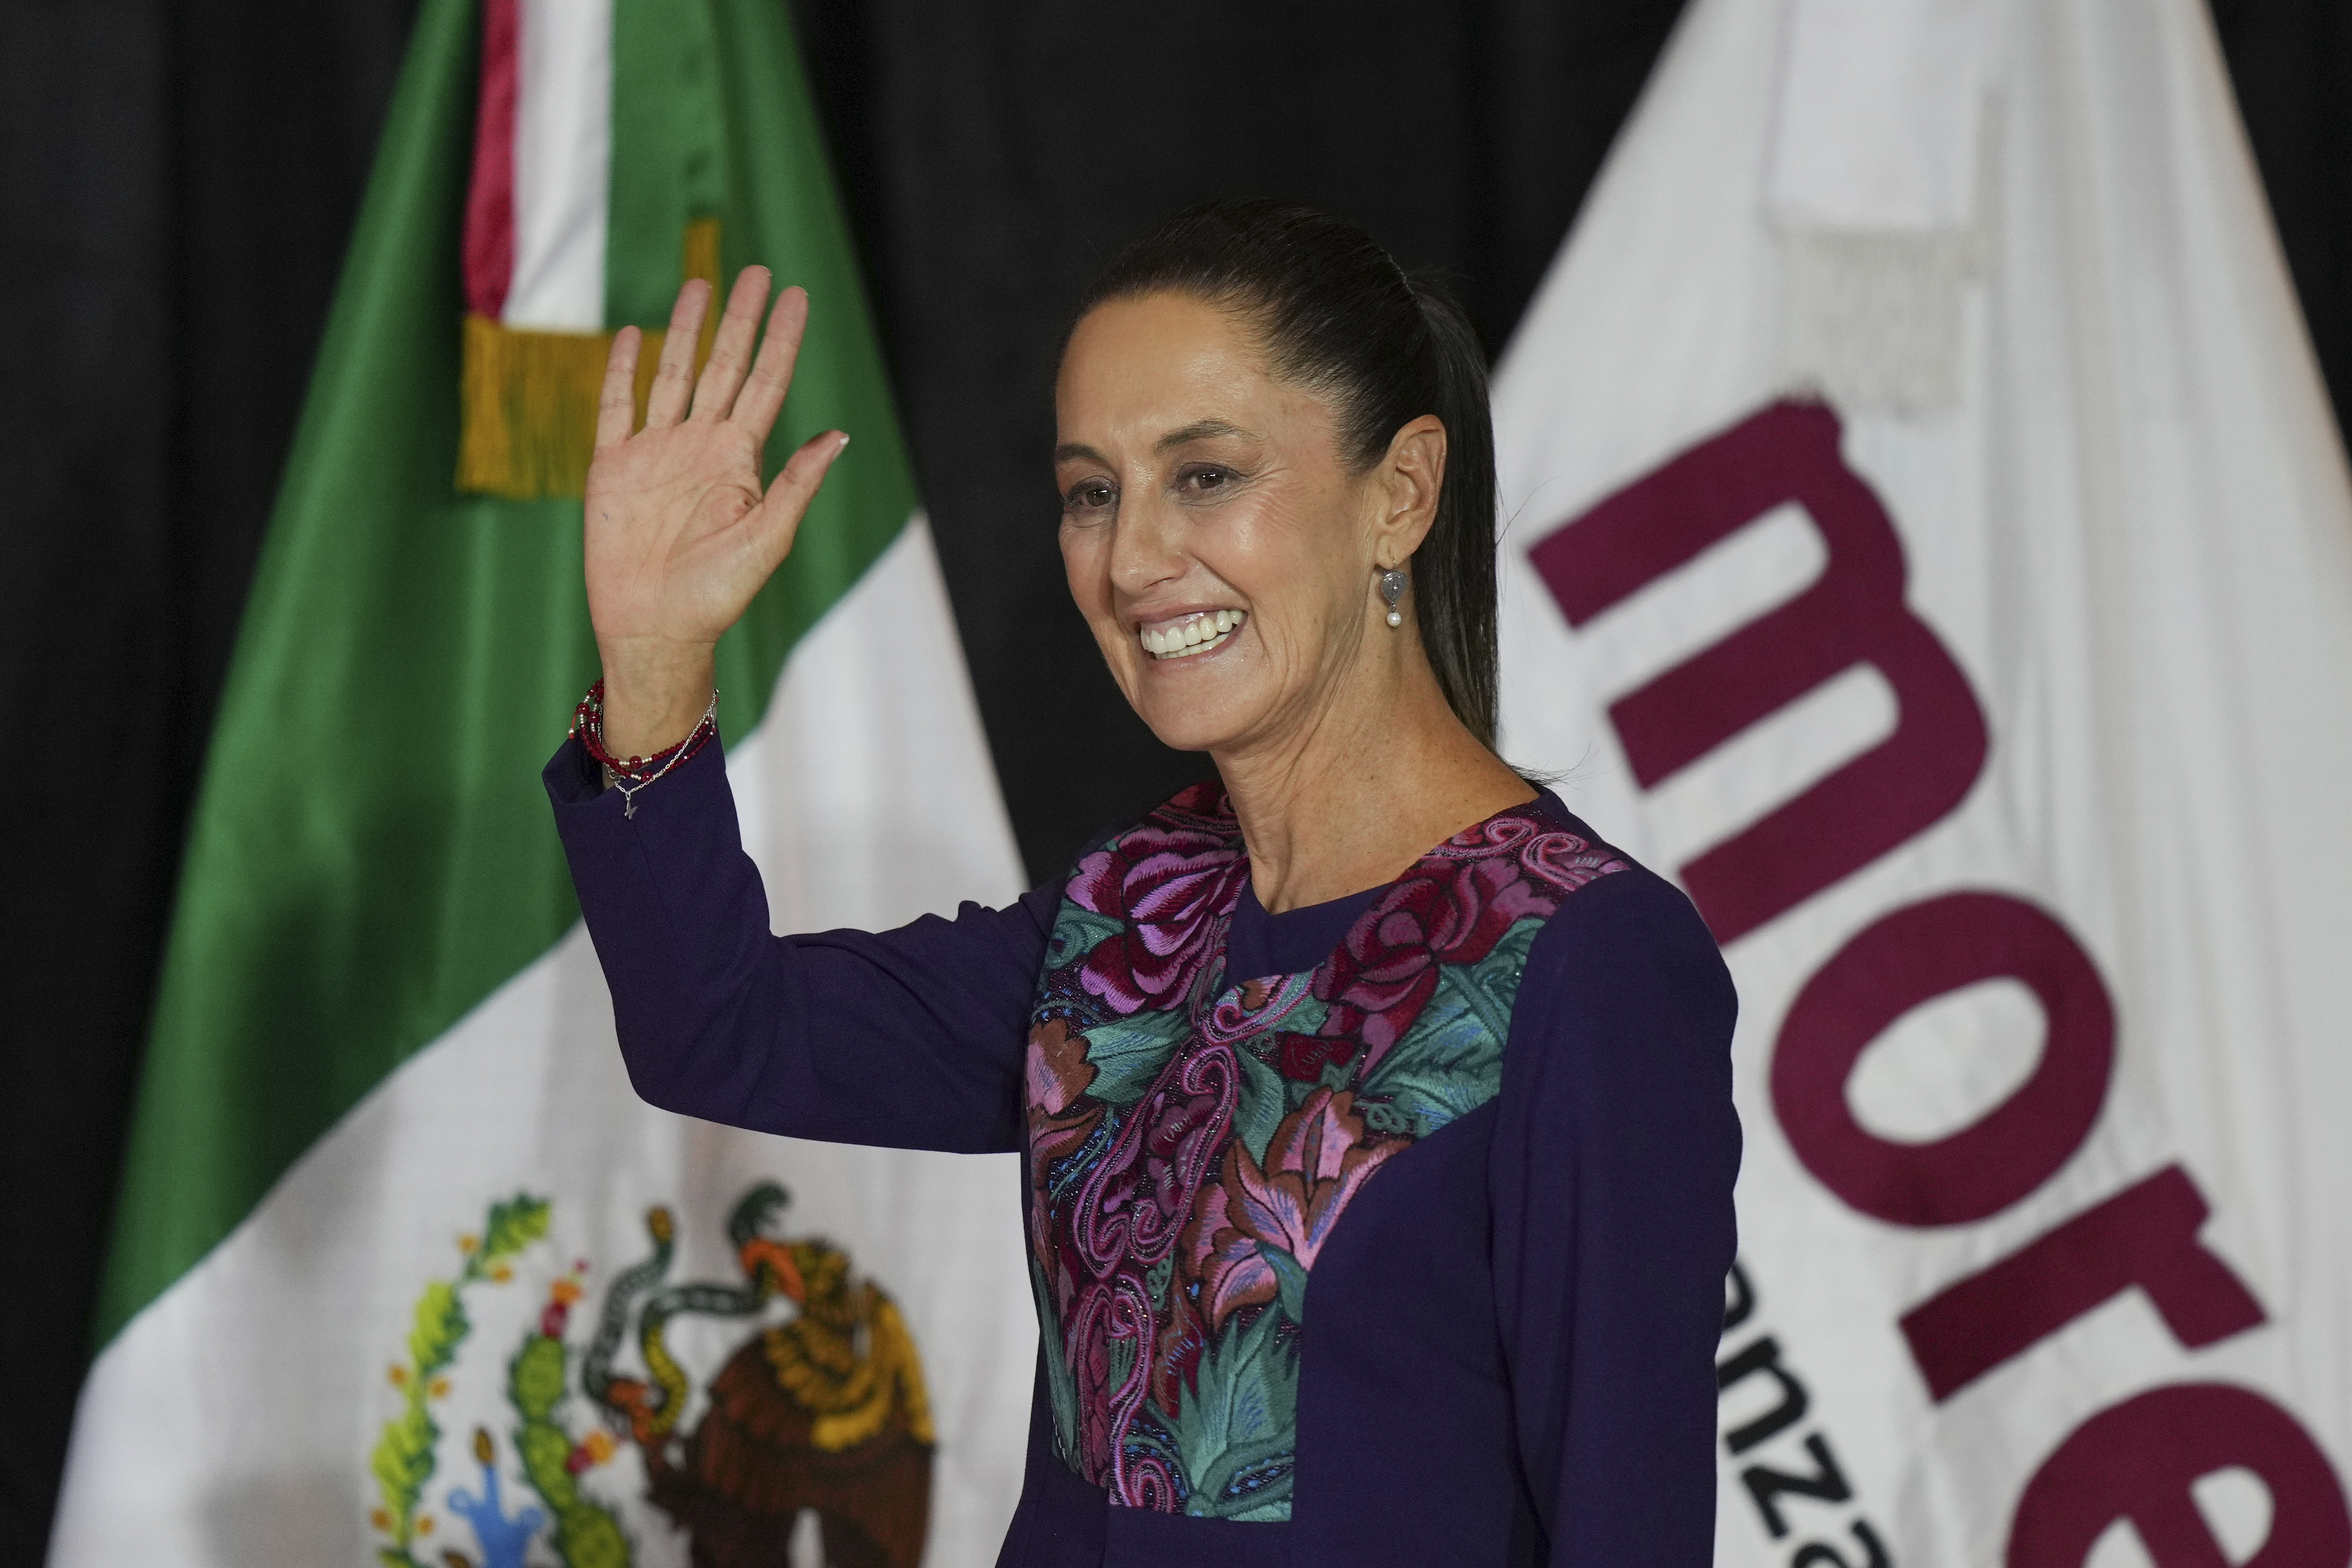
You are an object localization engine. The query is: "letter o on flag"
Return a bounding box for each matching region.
[1772,892,2114,1227]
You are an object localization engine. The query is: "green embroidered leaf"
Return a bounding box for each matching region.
[1079,1008,1192,1106]
[1358,1003,1499,1135]
[476,1193,552,1269]
[406,1280,468,1374]
[368,1403,437,1519]
[1045,902,1127,970]
[1230,1050,1289,1167]
[374,1198,546,1557]
[1169,1308,1298,1519]
[1225,1498,1293,1523]
[1460,918,1543,1035]
[1191,1429,1297,1520]
[1354,923,1538,1138]
[1264,1245,1309,1327]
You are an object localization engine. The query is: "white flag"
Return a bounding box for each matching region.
[1493,0,2352,1563]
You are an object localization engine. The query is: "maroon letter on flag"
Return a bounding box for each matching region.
[1770,891,2115,1227]
[2009,1383,2350,1568]
[1901,1165,2267,1402]
[1529,401,1987,943]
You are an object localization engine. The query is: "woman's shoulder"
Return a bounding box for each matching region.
[1519,793,1731,997]
[1498,804,1739,1139]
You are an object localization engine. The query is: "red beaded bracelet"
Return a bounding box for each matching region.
[570,680,719,817]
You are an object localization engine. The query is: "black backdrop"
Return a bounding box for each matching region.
[3,0,2344,1547]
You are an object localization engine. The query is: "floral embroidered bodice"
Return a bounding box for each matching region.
[1022,783,1628,1519]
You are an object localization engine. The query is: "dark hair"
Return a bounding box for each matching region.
[1072,199,1500,749]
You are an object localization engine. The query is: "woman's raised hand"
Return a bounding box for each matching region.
[584,267,848,756]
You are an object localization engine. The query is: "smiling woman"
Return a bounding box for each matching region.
[546,199,1740,1567]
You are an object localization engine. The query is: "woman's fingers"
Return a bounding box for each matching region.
[688,267,773,423]
[594,327,643,452]
[641,280,711,429]
[728,286,810,445]
[744,428,850,576]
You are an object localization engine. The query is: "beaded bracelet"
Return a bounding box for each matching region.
[571,680,719,818]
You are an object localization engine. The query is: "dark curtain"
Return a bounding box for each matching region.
[2,0,2343,1548]
[3,0,427,1544]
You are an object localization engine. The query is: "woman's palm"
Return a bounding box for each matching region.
[584,269,846,662]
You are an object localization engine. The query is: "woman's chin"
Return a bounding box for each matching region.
[1130,684,1264,757]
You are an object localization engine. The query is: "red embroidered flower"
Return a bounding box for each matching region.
[1313,853,1552,1054]
[1177,1088,1403,1332]
[1273,1031,1357,1083]
[1066,807,1244,1015]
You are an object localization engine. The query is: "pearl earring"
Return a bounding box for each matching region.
[1378,568,1407,628]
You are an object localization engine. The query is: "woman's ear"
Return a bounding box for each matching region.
[1374,414,1448,564]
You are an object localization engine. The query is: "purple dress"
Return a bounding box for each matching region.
[546,734,1739,1567]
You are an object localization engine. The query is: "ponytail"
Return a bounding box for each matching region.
[1399,280,1498,748]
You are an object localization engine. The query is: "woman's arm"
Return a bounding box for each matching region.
[1492,867,1743,1565]
[553,271,1050,1151]
[546,733,1054,1154]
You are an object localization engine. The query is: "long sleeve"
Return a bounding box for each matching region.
[1492,867,1743,1565]
[544,733,1056,1154]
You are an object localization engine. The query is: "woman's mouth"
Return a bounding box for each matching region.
[1139,609,1246,661]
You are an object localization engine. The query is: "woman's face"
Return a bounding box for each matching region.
[1055,292,1427,757]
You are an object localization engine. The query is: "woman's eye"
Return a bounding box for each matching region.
[1063,480,1116,514]
[1181,466,1234,495]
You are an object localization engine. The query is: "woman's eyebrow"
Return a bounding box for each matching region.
[1156,418,1257,452]
[1053,421,1257,467]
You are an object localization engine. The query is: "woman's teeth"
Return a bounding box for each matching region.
[1140,609,1246,660]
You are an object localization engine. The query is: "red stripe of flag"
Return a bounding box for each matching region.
[462,0,519,320]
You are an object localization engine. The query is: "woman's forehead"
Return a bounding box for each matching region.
[1056,294,1326,454]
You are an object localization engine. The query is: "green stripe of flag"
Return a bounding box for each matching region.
[97,0,918,1347]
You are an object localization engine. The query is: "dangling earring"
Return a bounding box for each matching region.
[1378,567,1407,628]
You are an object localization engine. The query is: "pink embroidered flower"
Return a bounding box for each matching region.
[1314,853,1553,1054]
[1435,814,1540,856]
[1178,1088,1404,1332]
[1198,970,1315,1048]
[1067,804,1245,1014]
[1519,829,1627,893]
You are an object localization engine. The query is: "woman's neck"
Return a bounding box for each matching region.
[1214,649,1534,915]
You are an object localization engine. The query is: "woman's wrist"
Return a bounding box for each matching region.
[597,640,718,758]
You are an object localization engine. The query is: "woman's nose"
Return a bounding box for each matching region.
[1106,494,1186,596]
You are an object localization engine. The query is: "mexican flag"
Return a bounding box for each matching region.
[1492,0,2352,1563]
[49,1,1035,1564]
